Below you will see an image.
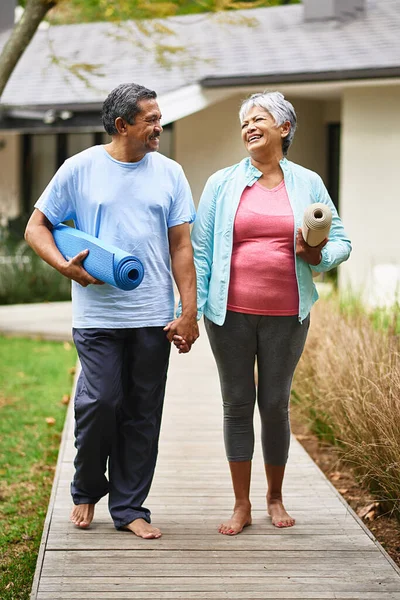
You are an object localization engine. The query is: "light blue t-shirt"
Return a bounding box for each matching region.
[35,146,196,328]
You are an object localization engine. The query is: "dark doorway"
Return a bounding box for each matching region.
[327,123,341,211]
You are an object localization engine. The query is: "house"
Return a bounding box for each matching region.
[1,0,400,304]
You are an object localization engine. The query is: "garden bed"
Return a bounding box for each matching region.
[292,295,400,567]
[292,417,400,569]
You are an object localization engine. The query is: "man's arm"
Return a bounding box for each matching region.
[25,209,103,287]
[164,222,199,351]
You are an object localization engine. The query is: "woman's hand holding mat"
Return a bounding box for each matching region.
[296,203,332,267]
[53,224,145,291]
[296,229,327,266]
[302,203,332,247]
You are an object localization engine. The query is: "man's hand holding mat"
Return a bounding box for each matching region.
[53,224,144,290]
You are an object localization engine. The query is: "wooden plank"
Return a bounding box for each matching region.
[41,563,397,578]
[37,575,400,592]
[48,522,363,534]
[48,514,363,527]
[45,534,378,551]
[55,482,338,493]
[36,593,400,600]
[52,496,351,509]
[41,548,385,563]
[36,591,400,600]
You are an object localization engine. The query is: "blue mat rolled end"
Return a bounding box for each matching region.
[114,255,144,291]
[53,224,144,291]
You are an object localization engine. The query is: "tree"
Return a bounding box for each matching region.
[0,0,300,99]
[0,0,56,98]
[47,0,299,24]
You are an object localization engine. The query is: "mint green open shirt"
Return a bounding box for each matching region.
[190,157,352,325]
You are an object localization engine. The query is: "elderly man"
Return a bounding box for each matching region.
[25,83,198,539]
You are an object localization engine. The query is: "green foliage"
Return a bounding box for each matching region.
[46,0,300,25]
[0,250,71,305]
[307,407,338,446]
[0,223,71,305]
[338,292,400,335]
[0,336,77,599]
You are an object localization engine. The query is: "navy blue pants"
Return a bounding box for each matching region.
[71,327,171,529]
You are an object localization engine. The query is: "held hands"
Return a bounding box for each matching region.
[164,314,199,354]
[60,249,104,287]
[171,334,190,354]
[296,228,328,266]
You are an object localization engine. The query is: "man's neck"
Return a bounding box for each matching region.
[104,140,146,163]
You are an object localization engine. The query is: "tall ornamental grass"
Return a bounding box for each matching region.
[292,296,400,516]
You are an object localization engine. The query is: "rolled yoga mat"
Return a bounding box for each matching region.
[53,224,144,291]
[302,203,332,247]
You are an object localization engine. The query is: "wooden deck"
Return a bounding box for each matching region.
[31,323,400,599]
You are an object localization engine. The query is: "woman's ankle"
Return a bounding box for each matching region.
[267,492,283,504]
[233,499,252,512]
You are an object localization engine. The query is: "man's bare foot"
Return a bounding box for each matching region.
[267,497,295,528]
[122,518,162,539]
[219,505,252,536]
[70,503,95,528]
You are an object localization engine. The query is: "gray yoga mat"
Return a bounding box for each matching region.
[302,203,332,247]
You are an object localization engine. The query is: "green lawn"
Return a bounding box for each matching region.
[0,336,77,600]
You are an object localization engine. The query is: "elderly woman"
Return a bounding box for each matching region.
[175,92,351,534]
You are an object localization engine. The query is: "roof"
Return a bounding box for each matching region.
[0,0,399,110]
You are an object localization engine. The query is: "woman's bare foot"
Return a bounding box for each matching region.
[122,518,162,539]
[70,503,95,528]
[267,497,295,528]
[219,504,252,536]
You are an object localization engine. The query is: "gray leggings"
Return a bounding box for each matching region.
[205,311,309,465]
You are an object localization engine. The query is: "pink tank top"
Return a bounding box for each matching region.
[227,180,299,316]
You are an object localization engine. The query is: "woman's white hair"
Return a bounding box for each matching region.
[239,91,297,156]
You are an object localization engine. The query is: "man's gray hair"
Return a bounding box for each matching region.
[102,83,157,135]
[239,92,297,156]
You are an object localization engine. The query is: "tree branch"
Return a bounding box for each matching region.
[0,0,57,99]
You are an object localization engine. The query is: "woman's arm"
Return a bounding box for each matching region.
[191,176,217,319]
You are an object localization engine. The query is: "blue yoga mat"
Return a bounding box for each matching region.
[53,224,144,291]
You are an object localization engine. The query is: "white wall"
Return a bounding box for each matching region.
[339,86,400,305]
[175,94,246,205]
[0,133,20,221]
[288,97,327,182]
[175,94,330,206]
[324,99,341,124]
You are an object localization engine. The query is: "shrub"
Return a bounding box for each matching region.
[0,232,71,305]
